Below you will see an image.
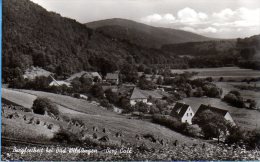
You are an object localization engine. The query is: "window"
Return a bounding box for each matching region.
[190,113,192,116]
[185,120,187,123]
[187,113,188,116]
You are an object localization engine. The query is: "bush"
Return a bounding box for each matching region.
[52,129,80,144]
[73,93,80,98]
[223,92,245,108]
[100,99,113,110]
[184,124,203,137]
[90,85,104,99]
[152,114,187,132]
[32,97,60,117]
[135,102,150,113]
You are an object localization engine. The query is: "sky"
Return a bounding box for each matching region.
[30,0,260,39]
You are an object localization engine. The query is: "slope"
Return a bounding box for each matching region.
[86,18,213,48]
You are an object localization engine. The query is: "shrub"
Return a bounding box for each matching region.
[90,84,104,99]
[52,129,80,144]
[184,124,203,137]
[32,97,60,117]
[100,99,113,110]
[135,102,150,113]
[152,114,187,132]
[223,92,245,108]
[73,93,80,98]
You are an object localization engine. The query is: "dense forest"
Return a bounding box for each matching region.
[2,0,180,82]
[2,0,260,84]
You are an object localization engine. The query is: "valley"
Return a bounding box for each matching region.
[2,0,260,160]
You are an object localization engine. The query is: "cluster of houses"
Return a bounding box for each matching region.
[48,71,119,87]
[170,102,235,125]
[23,67,236,127]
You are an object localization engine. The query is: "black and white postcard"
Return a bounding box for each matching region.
[1,0,260,161]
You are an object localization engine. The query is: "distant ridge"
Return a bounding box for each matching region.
[86,18,214,48]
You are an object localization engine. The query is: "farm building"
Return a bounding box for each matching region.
[194,104,236,125]
[130,88,148,106]
[23,66,53,80]
[105,73,119,85]
[170,102,194,124]
[66,71,102,83]
[129,87,166,106]
[49,80,71,87]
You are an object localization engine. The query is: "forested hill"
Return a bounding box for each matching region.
[2,0,180,81]
[161,40,237,56]
[86,18,213,48]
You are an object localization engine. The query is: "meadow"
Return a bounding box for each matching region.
[171,67,260,80]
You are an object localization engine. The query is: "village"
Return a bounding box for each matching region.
[11,66,241,142]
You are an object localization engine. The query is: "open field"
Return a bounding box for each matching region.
[180,97,260,131]
[171,67,260,80]
[216,82,260,107]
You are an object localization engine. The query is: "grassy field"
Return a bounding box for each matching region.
[2,88,200,147]
[171,67,260,80]
[180,97,260,131]
[2,88,260,160]
[216,82,260,107]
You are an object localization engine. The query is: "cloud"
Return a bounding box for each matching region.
[181,26,217,34]
[177,7,208,25]
[140,7,260,37]
[212,7,260,27]
[141,13,175,24]
[212,8,235,20]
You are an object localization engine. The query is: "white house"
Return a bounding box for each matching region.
[170,102,195,124]
[195,104,236,125]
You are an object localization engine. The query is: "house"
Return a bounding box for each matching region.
[105,73,119,85]
[102,85,118,93]
[129,87,166,106]
[194,104,236,125]
[170,102,194,124]
[130,88,148,105]
[49,75,71,87]
[66,71,102,83]
[23,66,53,80]
[49,80,71,87]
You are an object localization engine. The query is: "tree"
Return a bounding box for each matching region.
[135,102,150,113]
[138,76,156,90]
[32,97,59,117]
[223,91,245,108]
[105,89,119,104]
[193,110,230,141]
[202,84,222,98]
[240,48,255,60]
[157,76,163,85]
[71,79,82,93]
[90,84,104,99]
[120,63,138,83]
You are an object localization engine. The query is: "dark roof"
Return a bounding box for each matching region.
[195,104,228,117]
[170,102,190,118]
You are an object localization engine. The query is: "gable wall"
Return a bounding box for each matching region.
[181,106,195,124]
